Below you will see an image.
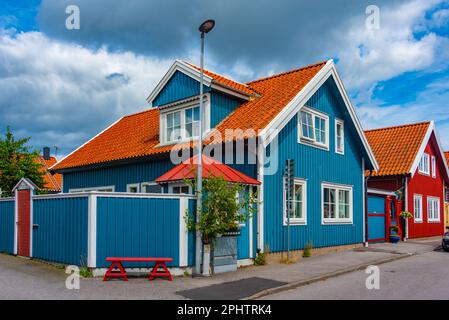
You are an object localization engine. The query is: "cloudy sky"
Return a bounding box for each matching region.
[1,0,449,157]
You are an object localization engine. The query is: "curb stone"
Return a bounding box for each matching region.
[243,252,413,300]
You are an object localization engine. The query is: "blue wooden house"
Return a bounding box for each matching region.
[51,59,378,263]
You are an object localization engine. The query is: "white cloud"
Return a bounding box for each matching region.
[0,30,172,156]
[337,0,445,91]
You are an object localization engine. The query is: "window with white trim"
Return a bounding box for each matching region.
[335,119,344,155]
[418,153,430,175]
[126,183,140,193]
[431,155,436,178]
[322,183,352,224]
[283,178,307,224]
[414,194,423,222]
[299,107,329,149]
[185,106,200,138]
[166,110,181,142]
[141,182,163,194]
[69,186,115,193]
[427,197,440,222]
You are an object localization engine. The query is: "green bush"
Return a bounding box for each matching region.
[303,241,313,258]
[254,252,266,266]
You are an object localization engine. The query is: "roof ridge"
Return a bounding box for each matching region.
[365,121,431,133]
[247,60,328,85]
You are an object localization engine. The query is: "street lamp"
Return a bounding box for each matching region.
[195,19,215,277]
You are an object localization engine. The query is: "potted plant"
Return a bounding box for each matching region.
[399,211,413,219]
[389,225,400,243]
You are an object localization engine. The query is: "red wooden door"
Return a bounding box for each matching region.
[17,189,31,257]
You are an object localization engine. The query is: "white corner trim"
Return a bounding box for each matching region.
[50,117,124,171]
[257,142,265,252]
[179,197,188,267]
[29,190,33,258]
[13,189,18,255]
[87,194,97,268]
[259,60,378,171]
[362,157,366,245]
[146,60,213,104]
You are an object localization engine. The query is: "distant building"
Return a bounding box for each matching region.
[37,147,62,193]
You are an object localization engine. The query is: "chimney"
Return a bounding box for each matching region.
[43,146,51,160]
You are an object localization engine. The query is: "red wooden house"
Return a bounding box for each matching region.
[365,121,449,240]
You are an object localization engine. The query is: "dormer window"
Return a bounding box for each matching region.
[185,106,200,138]
[166,111,181,142]
[160,94,211,145]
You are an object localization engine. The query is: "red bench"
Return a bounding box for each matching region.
[103,257,173,282]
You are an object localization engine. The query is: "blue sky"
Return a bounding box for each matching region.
[0,0,449,157]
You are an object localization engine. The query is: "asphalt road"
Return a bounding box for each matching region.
[260,248,449,300]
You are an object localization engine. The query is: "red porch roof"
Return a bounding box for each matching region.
[155,155,261,185]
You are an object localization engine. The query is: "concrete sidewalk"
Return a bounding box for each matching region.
[0,238,439,300]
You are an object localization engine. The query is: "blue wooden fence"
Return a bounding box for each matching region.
[0,199,15,254]
[32,195,89,265]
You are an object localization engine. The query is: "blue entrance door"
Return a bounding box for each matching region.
[367,195,386,242]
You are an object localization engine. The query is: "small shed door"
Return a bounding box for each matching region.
[17,189,31,257]
[367,195,386,243]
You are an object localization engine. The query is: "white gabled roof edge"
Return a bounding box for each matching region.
[12,177,38,191]
[49,116,125,171]
[409,121,449,180]
[259,59,379,171]
[146,60,214,105]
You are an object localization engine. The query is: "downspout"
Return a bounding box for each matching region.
[403,174,409,241]
[364,162,372,248]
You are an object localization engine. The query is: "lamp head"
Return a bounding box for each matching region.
[199,19,215,34]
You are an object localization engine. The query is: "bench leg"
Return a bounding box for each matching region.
[103,261,128,282]
[149,261,172,281]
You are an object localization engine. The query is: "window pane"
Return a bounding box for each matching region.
[143,184,162,193]
[324,188,336,219]
[193,106,200,120]
[301,111,314,139]
[173,112,180,126]
[186,123,193,137]
[294,201,302,219]
[186,108,192,122]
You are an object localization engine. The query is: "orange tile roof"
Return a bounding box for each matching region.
[444,151,449,167]
[52,61,326,171]
[184,62,258,96]
[364,122,431,176]
[36,156,62,191]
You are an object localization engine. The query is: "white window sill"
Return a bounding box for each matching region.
[427,220,441,223]
[283,220,307,226]
[322,220,353,225]
[414,219,423,223]
[299,138,329,151]
[418,171,430,176]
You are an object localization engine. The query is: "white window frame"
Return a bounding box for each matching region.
[126,183,141,193]
[140,182,163,194]
[298,106,329,150]
[427,196,440,222]
[321,182,353,224]
[418,153,430,175]
[413,194,423,223]
[431,155,436,178]
[168,183,192,195]
[69,185,115,193]
[159,94,211,145]
[335,119,344,155]
[283,178,307,225]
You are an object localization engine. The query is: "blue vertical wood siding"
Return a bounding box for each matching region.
[96,196,181,268]
[210,92,242,128]
[153,71,209,106]
[0,200,15,254]
[63,159,174,193]
[32,196,88,265]
[264,77,365,252]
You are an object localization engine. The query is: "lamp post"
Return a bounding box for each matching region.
[195,19,215,277]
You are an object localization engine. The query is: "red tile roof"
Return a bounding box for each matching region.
[52,61,327,171]
[37,156,62,191]
[364,122,431,176]
[156,155,261,185]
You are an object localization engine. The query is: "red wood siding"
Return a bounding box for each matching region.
[407,133,445,238]
[17,189,31,257]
